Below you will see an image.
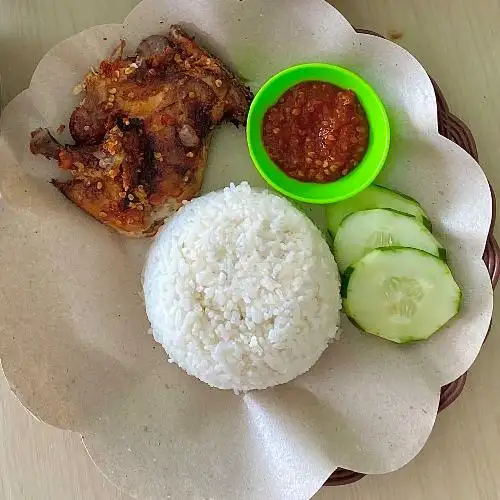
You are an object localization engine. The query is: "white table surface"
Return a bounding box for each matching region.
[0,1,499,499]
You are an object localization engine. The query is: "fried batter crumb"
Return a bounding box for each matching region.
[388,30,403,41]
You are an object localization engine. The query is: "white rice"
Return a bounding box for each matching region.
[143,182,341,391]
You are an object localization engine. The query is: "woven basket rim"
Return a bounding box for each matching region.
[326,29,499,487]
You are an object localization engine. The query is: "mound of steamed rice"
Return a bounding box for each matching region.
[143,182,341,391]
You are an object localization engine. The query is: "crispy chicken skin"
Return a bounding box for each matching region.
[30,25,253,236]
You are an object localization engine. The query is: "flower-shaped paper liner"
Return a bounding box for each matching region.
[0,1,494,499]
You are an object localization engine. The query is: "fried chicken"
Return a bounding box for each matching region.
[30,25,253,236]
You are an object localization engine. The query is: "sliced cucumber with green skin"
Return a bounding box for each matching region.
[327,184,431,236]
[333,209,445,273]
[343,247,461,344]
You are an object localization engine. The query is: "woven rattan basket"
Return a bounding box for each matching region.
[326,31,499,487]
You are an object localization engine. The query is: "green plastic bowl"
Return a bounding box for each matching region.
[246,63,391,204]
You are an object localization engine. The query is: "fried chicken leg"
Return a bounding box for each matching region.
[30,25,253,236]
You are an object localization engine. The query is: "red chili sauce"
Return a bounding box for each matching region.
[262,81,369,183]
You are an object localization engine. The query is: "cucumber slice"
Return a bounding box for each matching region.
[327,184,431,236]
[333,209,445,273]
[343,247,461,343]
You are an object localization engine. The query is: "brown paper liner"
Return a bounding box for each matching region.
[325,31,499,487]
